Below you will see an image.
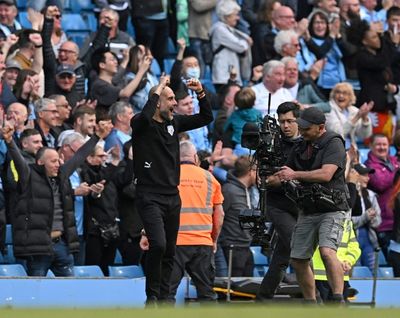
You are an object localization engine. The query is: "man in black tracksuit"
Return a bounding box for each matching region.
[257,102,302,300]
[2,122,112,276]
[131,76,213,304]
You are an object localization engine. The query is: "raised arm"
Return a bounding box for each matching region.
[176,79,213,132]
[2,127,30,186]
[130,75,170,132]
[61,120,112,177]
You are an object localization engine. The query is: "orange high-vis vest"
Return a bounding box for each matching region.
[177,164,224,246]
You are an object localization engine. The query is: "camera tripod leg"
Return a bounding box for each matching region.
[227,245,234,302]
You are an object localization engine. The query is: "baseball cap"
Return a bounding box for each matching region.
[354,163,375,175]
[56,64,75,76]
[0,0,16,6]
[5,59,21,70]
[296,107,326,129]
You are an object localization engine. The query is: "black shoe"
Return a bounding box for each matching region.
[145,296,158,308]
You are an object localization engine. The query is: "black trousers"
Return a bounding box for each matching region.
[131,17,169,70]
[85,234,118,276]
[169,245,216,300]
[222,246,254,277]
[118,235,143,266]
[136,191,181,299]
[258,206,297,299]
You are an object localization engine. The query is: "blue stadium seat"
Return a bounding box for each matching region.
[114,249,123,265]
[151,59,162,78]
[4,245,16,264]
[358,148,369,164]
[5,224,12,245]
[378,267,394,278]
[16,0,26,10]
[82,12,98,32]
[253,265,268,277]
[70,0,94,12]
[378,250,388,266]
[18,12,32,29]
[251,246,269,278]
[352,266,372,278]
[163,58,175,75]
[108,265,145,278]
[201,79,216,94]
[73,266,104,277]
[67,30,90,48]
[165,37,177,58]
[0,264,27,277]
[46,269,55,278]
[126,16,135,39]
[62,14,89,31]
[250,246,268,265]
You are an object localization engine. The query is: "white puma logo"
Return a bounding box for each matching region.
[144,162,152,169]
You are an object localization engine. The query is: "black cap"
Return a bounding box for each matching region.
[297,107,326,129]
[56,64,75,76]
[354,163,375,175]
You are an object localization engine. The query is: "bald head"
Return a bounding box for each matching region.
[272,6,296,30]
[180,140,198,163]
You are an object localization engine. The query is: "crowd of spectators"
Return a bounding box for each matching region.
[0,0,400,298]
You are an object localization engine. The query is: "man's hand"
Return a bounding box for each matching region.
[341,260,352,272]
[357,101,373,120]
[95,119,113,139]
[210,140,225,164]
[309,59,326,80]
[177,38,186,51]
[74,182,91,196]
[295,18,309,36]
[138,55,152,74]
[367,208,377,220]
[45,5,60,19]
[28,8,44,31]
[276,166,297,182]
[90,180,105,194]
[251,65,263,83]
[140,235,149,251]
[29,33,42,47]
[4,34,18,48]
[186,78,203,93]
[1,126,14,144]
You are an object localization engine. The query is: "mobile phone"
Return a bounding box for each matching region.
[395,24,398,35]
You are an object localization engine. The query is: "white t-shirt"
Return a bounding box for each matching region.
[252,83,293,118]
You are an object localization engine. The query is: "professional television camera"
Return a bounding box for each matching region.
[238,107,285,247]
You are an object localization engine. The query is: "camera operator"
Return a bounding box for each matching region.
[257,102,302,300]
[276,107,349,303]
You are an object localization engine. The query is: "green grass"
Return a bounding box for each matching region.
[0,306,399,318]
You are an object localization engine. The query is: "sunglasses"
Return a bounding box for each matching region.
[58,73,74,79]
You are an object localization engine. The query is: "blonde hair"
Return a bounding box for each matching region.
[330,82,356,106]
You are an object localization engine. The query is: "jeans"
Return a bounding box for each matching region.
[136,191,181,300]
[357,227,375,272]
[214,244,228,277]
[26,237,74,277]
